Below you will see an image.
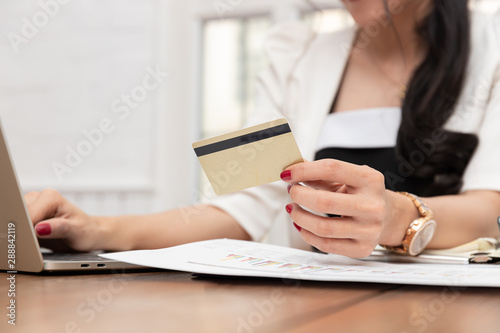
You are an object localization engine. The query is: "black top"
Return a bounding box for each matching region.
[314,147,433,196]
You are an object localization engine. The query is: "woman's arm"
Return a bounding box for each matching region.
[26,189,250,252]
[97,205,250,251]
[424,190,500,249]
[385,189,500,249]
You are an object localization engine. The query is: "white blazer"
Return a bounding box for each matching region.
[208,9,500,249]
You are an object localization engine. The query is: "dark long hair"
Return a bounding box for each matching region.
[394,0,478,196]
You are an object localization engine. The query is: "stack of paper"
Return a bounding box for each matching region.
[101,239,500,288]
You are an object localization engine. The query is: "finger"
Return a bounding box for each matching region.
[289,184,366,217]
[301,180,347,193]
[28,189,64,225]
[283,159,384,189]
[288,204,375,240]
[297,228,376,258]
[24,191,41,207]
[34,218,70,239]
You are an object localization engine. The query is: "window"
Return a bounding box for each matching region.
[201,16,271,139]
[199,16,271,195]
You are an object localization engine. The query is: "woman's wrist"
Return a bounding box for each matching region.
[380,190,421,246]
[92,215,131,252]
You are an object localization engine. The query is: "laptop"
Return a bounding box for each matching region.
[0,120,145,273]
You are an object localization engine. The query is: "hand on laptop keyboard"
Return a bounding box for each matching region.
[25,189,102,252]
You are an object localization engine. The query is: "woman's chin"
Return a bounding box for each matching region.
[341,1,389,27]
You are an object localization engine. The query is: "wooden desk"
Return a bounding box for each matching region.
[1,270,500,333]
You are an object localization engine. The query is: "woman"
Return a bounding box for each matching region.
[27,0,500,258]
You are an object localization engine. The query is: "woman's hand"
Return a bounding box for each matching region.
[25,189,104,252]
[281,159,415,258]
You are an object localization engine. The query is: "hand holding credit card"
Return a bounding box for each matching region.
[193,119,304,195]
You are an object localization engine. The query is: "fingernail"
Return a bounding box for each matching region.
[36,223,51,236]
[280,170,292,181]
[287,184,292,194]
[285,204,293,214]
[293,222,301,232]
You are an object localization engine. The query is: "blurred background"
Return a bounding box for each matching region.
[1,0,499,221]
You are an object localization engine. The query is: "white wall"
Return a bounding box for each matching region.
[0,0,197,216]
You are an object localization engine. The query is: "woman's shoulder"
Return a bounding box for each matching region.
[470,9,500,50]
[263,21,355,54]
[262,21,355,86]
[449,9,500,132]
[466,9,500,87]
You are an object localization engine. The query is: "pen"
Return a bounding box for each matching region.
[363,250,470,265]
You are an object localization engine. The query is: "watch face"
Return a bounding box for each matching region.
[409,220,437,256]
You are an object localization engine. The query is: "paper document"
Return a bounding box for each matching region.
[100,239,500,288]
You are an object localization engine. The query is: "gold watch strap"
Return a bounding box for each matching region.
[381,192,435,255]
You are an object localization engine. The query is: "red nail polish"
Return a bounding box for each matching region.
[287,184,292,194]
[36,223,51,236]
[280,170,292,181]
[293,222,301,232]
[285,204,293,214]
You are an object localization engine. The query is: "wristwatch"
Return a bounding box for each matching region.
[382,192,437,256]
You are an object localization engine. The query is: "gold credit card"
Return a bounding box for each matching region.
[193,118,304,195]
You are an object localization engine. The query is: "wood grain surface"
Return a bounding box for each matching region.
[1,270,499,333]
